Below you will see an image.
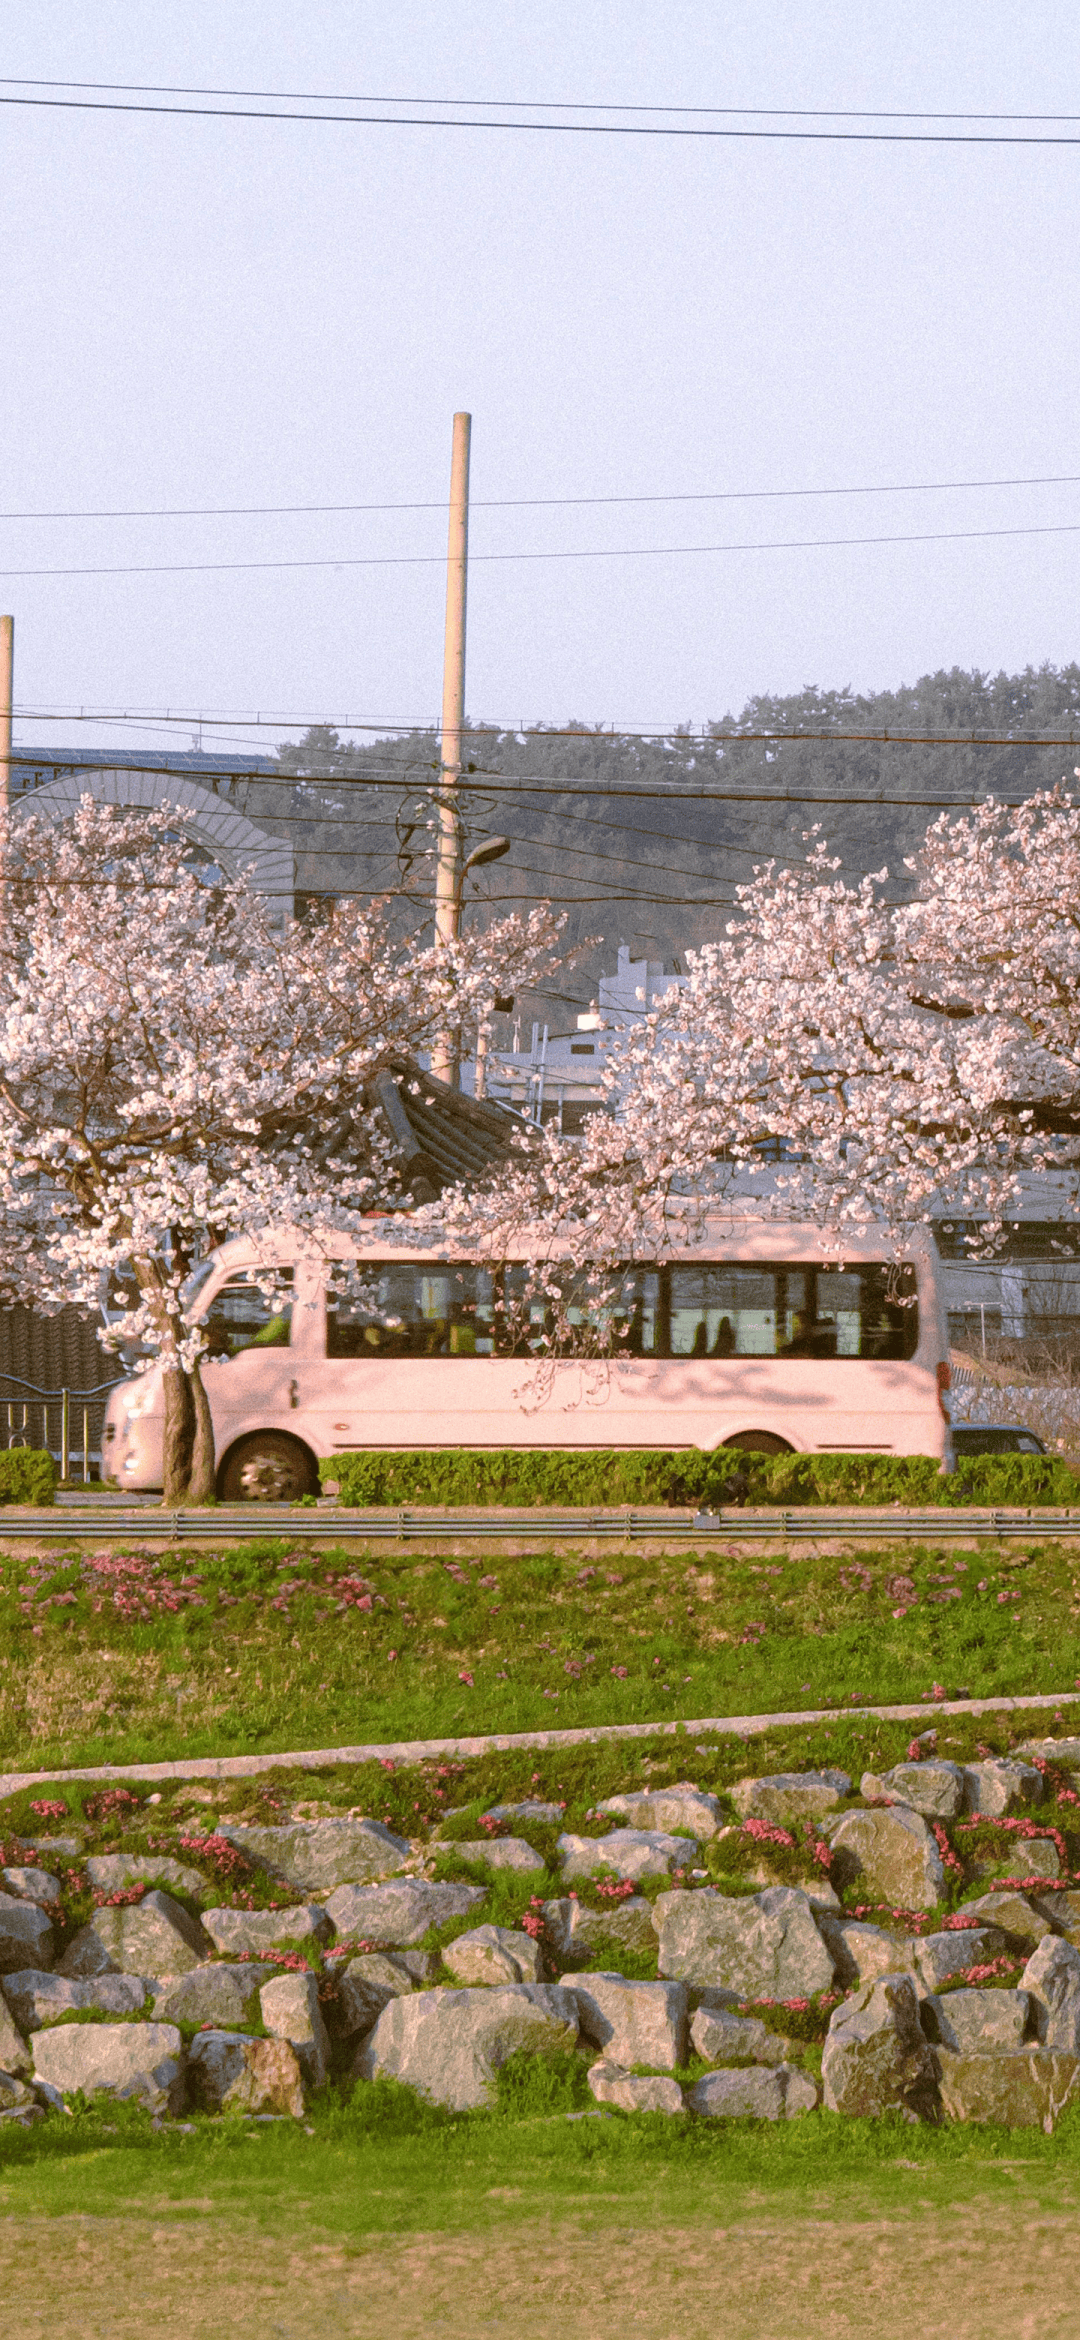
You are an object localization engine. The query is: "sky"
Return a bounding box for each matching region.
[3,1,1080,758]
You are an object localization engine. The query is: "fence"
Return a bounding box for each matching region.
[949,1309,1080,1364]
[0,1374,127,1482]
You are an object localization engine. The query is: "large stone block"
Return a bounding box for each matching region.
[988,1841,1060,1882]
[557,1830,697,1883]
[331,1952,428,2039]
[689,2006,791,2066]
[324,1881,485,1946]
[259,1971,330,2087]
[0,1895,54,1976]
[14,1835,83,1861]
[542,1896,656,1972]
[560,1975,688,2071]
[821,1975,940,2120]
[595,1789,724,1839]
[153,1964,272,2029]
[936,2047,1080,2128]
[186,2030,304,2118]
[587,2060,686,2114]
[1021,1936,1080,2052]
[442,1926,544,1986]
[449,1839,546,1874]
[818,1921,917,1992]
[482,1801,564,1827]
[859,1762,966,1819]
[1034,1889,1080,1944]
[0,2070,37,2112]
[957,1892,1054,1955]
[0,1989,30,2074]
[216,1819,411,1892]
[355,1984,579,2110]
[913,1928,1008,1994]
[826,1808,945,1911]
[201,1904,332,1957]
[84,1855,210,1899]
[5,1969,150,2031]
[57,1891,209,1980]
[963,1760,1044,1816]
[31,2021,184,2115]
[0,1867,63,1908]
[729,1771,851,1824]
[1018,1736,1080,1767]
[920,1988,1032,2055]
[654,1886,835,1999]
[687,2065,819,2119]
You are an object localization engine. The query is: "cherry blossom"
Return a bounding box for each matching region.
[0,794,561,1500]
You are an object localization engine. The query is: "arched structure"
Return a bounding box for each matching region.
[13,765,294,916]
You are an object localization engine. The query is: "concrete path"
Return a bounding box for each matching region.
[1,1687,1077,1799]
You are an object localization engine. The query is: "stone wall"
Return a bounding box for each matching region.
[3,1736,1080,2129]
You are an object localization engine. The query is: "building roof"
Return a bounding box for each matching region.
[371,1062,531,1204]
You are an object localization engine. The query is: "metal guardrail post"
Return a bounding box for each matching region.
[83,1408,90,1484]
[61,1388,69,1481]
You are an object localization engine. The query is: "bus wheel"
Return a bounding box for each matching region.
[722,1431,793,1455]
[217,1433,318,1502]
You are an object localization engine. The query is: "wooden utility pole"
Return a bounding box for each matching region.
[0,616,12,820]
[431,412,471,1085]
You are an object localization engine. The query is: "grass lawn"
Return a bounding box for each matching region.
[2,1532,1080,1773]
[3,2089,1080,2338]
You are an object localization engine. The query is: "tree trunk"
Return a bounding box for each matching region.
[161,1363,195,1507]
[161,1360,217,1505]
[187,1358,217,1504]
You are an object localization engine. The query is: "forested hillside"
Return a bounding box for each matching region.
[240,663,1080,1021]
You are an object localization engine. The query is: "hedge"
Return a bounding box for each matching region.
[320,1446,1080,1510]
[0,1448,57,1506]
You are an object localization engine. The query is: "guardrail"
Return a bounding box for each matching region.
[4,1502,1080,1542]
[0,1375,126,1482]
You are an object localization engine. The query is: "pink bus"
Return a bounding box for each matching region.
[102,1219,951,1499]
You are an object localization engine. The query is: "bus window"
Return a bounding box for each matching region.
[324,1259,918,1362]
[670,1263,917,1360]
[500,1265,662,1357]
[670,1265,777,1357]
[201,1271,294,1358]
[327,1265,497,1359]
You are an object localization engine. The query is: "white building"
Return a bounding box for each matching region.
[482,945,685,1132]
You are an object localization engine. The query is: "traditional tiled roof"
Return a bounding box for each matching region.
[370,1062,530,1204]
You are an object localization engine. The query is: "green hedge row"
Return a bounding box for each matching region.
[320,1446,1080,1510]
[0,1448,56,1506]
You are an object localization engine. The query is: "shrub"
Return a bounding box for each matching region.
[321,1446,1080,1510]
[0,1447,56,1506]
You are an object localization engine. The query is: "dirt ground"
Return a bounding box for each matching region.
[2,2203,1078,2340]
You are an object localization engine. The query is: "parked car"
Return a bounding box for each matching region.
[951,1423,1047,1456]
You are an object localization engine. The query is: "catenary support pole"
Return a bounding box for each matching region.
[0,615,12,817]
[431,412,471,1085]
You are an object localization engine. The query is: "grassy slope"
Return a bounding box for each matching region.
[3,2089,1080,2340]
[2,1532,1079,1770]
[5,1542,1080,2326]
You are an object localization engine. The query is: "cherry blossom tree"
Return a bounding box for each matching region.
[0,795,560,1502]
[458,782,1080,1284]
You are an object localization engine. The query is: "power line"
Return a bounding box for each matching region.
[9,516,1080,582]
[12,751,1079,808]
[19,710,1080,743]
[2,86,1080,144]
[8,78,1080,123]
[5,466,1080,521]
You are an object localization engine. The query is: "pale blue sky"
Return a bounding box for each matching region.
[3,2,1080,754]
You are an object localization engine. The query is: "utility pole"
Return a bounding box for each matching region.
[431,411,471,1085]
[0,615,12,821]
